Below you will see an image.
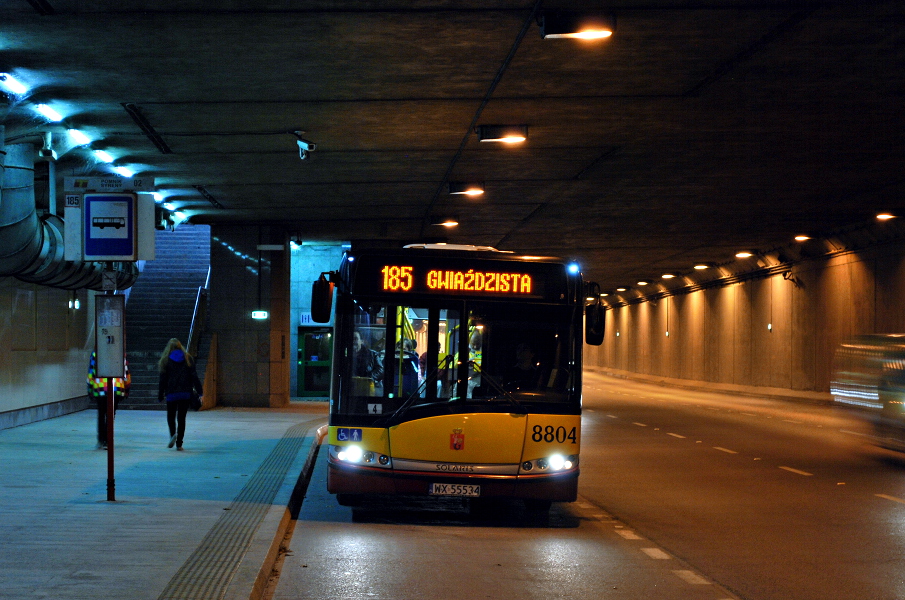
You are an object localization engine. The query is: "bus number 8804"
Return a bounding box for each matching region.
[533,425,578,444]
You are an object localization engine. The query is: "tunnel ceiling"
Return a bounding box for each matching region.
[2,1,903,291]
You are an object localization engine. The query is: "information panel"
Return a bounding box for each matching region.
[83,193,137,261]
[95,295,125,378]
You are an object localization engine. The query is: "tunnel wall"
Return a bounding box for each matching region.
[586,241,905,398]
[0,278,95,427]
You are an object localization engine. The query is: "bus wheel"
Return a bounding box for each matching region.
[336,493,363,507]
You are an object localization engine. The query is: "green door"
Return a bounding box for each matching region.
[297,327,333,397]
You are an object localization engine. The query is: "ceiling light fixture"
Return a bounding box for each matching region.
[877,213,896,220]
[539,11,615,40]
[431,216,459,227]
[93,150,114,163]
[476,124,527,143]
[662,273,676,279]
[35,103,63,122]
[0,73,28,95]
[448,182,485,196]
[693,264,710,270]
[735,251,754,258]
[112,166,134,177]
[794,235,811,241]
[68,129,92,145]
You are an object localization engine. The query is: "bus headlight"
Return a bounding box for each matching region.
[337,445,363,462]
[332,445,392,468]
[520,454,578,473]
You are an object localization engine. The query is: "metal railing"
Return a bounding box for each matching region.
[187,266,211,357]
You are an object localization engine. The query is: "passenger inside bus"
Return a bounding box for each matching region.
[352,330,383,396]
[391,338,421,398]
[507,342,542,390]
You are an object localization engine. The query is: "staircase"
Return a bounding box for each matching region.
[123,225,211,409]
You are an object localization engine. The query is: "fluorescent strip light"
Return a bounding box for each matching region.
[68,129,92,145]
[35,103,63,122]
[93,150,114,163]
[112,166,134,177]
[0,73,28,95]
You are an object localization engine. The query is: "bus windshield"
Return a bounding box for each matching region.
[336,299,578,423]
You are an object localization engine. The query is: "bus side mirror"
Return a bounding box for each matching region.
[585,282,605,345]
[586,304,605,345]
[311,273,335,323]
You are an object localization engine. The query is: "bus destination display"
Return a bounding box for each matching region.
[381,265,534,295]
[351,254,573,301]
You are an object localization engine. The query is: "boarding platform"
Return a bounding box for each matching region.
[0,403,327,600]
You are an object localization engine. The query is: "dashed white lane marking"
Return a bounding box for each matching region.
[615,529,643,540]
[633,422,648,427]
[713,447,737,454]
[740,412,757,417]
[783,419,802,424]
[672,570,711,585]
[606,414,618,419]
[667,433,686,438]
[876,494,905,505]
[641,548,671,559]
[779,466,813,476]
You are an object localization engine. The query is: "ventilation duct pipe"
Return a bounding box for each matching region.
[0,137,138,290]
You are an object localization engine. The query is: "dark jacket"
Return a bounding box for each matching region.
[158,349,203,402]
[353,347,384,382]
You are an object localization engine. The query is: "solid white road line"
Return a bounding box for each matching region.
[876,494,905,505]
[779,466,813,476]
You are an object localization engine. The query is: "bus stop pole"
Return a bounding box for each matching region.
[106,378,115,502]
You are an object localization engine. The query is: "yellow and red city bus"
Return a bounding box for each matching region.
[312,244,604,512]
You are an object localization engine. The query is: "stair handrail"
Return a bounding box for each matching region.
[187,266,211,357]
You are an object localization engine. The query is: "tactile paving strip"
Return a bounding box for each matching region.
[157,421,313,600]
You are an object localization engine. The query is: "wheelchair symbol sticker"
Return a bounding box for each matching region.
[337,428,362,442]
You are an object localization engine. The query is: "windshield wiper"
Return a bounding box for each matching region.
[375,354,454,426]
[469,361,527,414]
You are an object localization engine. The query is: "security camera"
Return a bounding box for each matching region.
[297,139,314,160]
[293,131,316,160]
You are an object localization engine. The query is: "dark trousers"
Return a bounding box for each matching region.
[166,399,190,446]
[95,396,119,444]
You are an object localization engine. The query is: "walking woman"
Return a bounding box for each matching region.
[157,338,203,451]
